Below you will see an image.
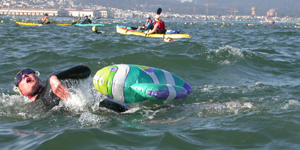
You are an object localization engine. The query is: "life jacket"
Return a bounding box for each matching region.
[147,20,153,28]
[45,16,50,23]
[154,21,165,31]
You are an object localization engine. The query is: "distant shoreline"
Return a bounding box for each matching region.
[3,15,300,23]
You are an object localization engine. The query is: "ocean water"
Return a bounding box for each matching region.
[1,18,300,149]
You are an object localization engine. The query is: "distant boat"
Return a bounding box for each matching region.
[264,21,275,25]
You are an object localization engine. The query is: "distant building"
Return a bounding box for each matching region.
[0,7,69,16]
[69,0,74,6]
[67,9,101,18]
[252,7,256,16]
[100,9,114,18]
[267,9,277,17]
[0,7,113,18]
[66,9,113,18]
[180,0,192,2]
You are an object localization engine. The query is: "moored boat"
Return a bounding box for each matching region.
[264,21,275,25]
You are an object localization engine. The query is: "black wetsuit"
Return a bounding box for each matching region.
[28,65,128,113]
[81,18,92,24]
[93,30,102,34]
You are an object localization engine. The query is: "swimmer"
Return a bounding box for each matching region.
[92,26,102,34]
[13,65,128,113]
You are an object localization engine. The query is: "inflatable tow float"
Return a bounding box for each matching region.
[93,64,192,103]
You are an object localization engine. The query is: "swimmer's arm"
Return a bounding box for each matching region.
[13,129,43,135]
[49,76,69,100]
[99,99,129,113]
[50,65,91,80]
[46,65,91,100]
[147,23,158,34]
[39,17,45,22]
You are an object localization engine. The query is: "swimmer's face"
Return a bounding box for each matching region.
[18,73,41,96]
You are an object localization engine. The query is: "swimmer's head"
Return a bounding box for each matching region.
[13,68,42,97]
[14,69,36,86]
[92,26,98,32]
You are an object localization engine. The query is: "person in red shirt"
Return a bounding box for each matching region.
[147,15,166,34]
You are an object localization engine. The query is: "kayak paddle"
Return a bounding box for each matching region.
[157,8,162,15]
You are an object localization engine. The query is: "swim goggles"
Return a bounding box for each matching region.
[14,68,36,86]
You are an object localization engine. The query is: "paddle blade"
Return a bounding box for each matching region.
[157,8,162,15]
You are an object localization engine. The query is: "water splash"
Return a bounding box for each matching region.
[207,45,244,65]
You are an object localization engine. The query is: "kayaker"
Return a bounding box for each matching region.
[81,15,92,24]
[147,15,166,34]
[39,13,50,24]
[13,65,128,113]
[137,15,153,31]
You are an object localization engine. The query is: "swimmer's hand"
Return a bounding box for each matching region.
[49,76,70,100]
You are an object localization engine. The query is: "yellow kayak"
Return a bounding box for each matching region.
[116,25,191,39]
[15,21,44,26]
[15,21,57,26]
[57,23,72,26]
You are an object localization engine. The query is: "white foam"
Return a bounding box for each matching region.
[78,112,106,127]
[208,45,245,65]
[61,78,102,114]
[282,100,300,109]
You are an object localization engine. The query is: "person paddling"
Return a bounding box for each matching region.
[81,15,92,24]
[147,14,166,34]
[137,15,154,31]
[39,13,50,24]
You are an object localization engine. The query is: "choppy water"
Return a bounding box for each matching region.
[1,17,300,149]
